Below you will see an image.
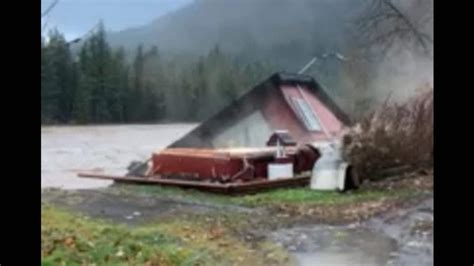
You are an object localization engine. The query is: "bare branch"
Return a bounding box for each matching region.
[368,28,409,45]
[356,0,432,56]
[382,0,429,53]
[41,0,60,18]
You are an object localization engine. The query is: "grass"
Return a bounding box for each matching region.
[112,183,419,208]
[42,176,430,265]
[41,204,292,266]
[41,205,207,266]
[233,187,417,206]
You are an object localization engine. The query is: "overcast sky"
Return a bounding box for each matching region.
[41,0,193,40]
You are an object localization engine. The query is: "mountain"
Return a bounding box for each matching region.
[108,0,363,70]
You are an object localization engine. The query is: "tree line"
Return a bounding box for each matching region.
[41,23,273,124]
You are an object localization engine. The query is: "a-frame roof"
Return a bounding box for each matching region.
[169,72,352,148]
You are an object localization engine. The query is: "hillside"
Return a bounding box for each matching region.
[43,0,432,125]
[108,0,363,70]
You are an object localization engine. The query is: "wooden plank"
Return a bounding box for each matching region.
[78,173,310,194]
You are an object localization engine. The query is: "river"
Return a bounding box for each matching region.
[41,124,197,189]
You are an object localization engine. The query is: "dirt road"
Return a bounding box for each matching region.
[270,197,433,266]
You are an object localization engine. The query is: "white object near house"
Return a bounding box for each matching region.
[310,140,354,191]
[268,163,293,180]
[267,130,295,180]
[268,138,294,180]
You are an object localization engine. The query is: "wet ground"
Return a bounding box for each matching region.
[270,197,433,266]
[43,186,433,266]
[41,124,197,189]
[42,188,256,226]
[365,197,433,266]
[41,125,433,266]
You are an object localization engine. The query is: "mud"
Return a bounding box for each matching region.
[271,226,396,266]
[41,188,256,226]
[270,197,433,266]
[364,197,433,266]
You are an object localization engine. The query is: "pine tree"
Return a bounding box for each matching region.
[74,21,119,123]
[108,48,129,122]
[142,46,166,121]
[42,26,277,124]
[41,30,76,123]
[41,37,60,123]
[127,44,143,121]
[73,46,92,123]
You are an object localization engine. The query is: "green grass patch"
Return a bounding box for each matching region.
[111,183,419,208]
[41,205,291,266]
[41,205,211,266]
[234,187,418,207]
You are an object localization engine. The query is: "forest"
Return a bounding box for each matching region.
[42,0,432,125]
[41,23,274,124]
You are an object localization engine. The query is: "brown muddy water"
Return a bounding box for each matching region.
[41,124,197,189]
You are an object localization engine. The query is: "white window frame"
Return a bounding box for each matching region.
[291,97,322,132]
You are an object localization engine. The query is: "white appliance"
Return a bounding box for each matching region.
[310,141,349,191]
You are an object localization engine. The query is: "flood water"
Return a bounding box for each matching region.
[41,124,197,189]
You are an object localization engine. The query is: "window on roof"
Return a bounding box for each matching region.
[291,97,322,131]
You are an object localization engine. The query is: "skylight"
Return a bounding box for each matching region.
[292,98,322,131]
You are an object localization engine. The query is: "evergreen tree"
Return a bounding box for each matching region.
[41,30,76,123]
[73,46,92,123]
[108,48,129,122]
[143,45,166,121]
[41,38,60,123]
[74,21,120,123]
[42,26,276,124]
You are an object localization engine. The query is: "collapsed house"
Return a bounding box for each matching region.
[169,72,351,148]
[80,72,358,193]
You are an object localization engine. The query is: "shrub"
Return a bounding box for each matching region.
[342,87,433,180]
